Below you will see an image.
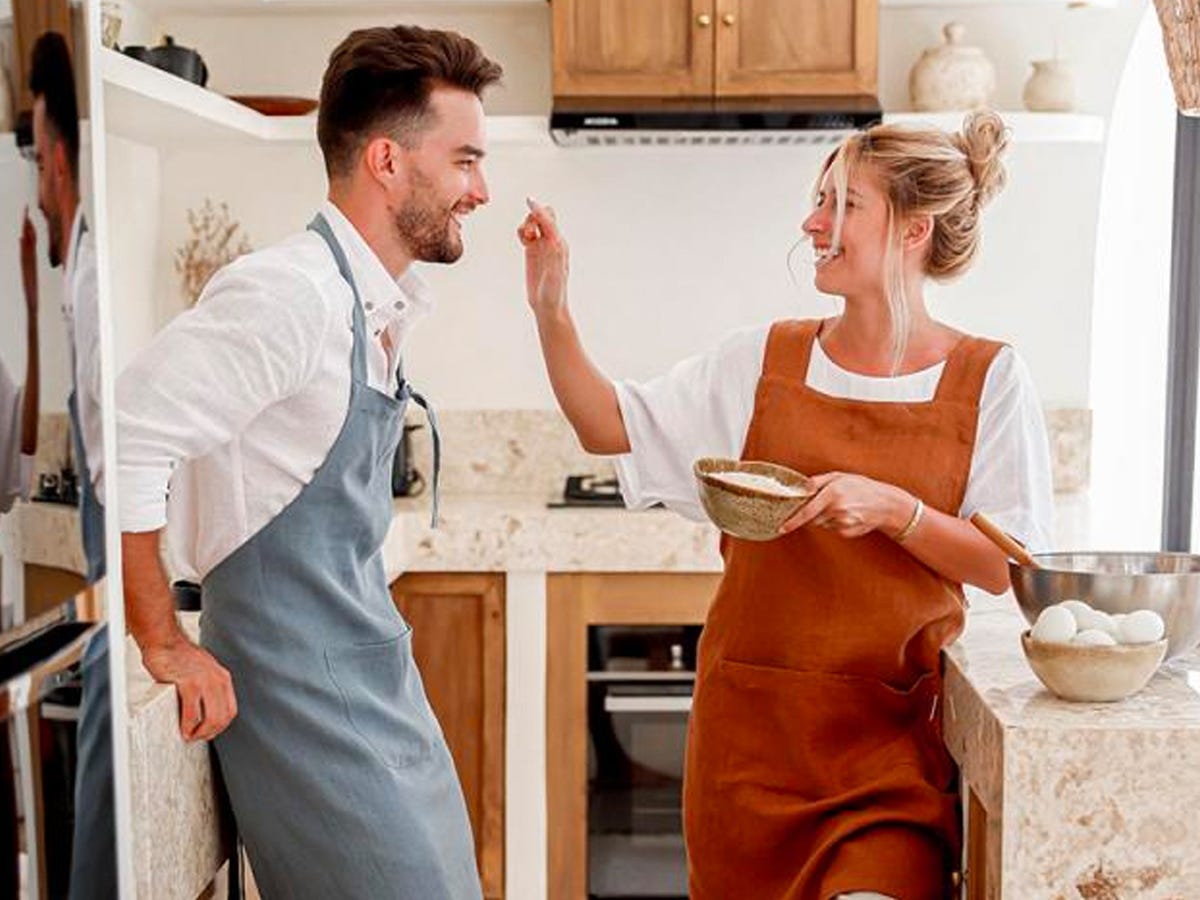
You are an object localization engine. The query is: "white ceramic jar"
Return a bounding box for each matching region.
[909,22,996,112]
[1023,59,1076,112]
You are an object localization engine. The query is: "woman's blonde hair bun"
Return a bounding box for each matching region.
[952,110,1009,210]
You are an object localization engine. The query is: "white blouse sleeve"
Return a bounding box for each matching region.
[959,347,1055,553]
[612,326,768,521]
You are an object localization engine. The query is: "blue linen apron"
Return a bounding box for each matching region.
[200,213,477,899]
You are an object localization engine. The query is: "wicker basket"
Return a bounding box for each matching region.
[1155,0,1200,114]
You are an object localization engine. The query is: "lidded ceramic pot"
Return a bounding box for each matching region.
[909,22,996,112]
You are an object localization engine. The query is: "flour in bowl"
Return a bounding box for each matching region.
[709,471,806,497]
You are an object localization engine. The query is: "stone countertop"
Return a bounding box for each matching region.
[383,493,723,578]
[9,500,86,574]
[943,593,1200,897]
[125,614,229,900]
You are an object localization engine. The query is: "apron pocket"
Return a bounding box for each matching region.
[326,629,434,770]
[706,658,940,797]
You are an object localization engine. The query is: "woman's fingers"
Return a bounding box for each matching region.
[780,489,831,533]
[525,197,561,242]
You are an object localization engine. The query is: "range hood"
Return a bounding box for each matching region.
[550,95,882,147]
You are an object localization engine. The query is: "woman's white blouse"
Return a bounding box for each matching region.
[612,325,1055,553]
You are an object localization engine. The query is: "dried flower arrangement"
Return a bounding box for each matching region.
[175,199,253,306]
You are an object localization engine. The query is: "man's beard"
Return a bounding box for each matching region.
[393,168,463,265]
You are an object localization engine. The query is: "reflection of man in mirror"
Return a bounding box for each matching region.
[31,32,118,900]
[0,214,39,515]
[30,31,105,583]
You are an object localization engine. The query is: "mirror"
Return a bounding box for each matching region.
[0,1,117,896]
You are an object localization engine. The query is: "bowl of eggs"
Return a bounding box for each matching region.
[1010,552,1200,661]
[693,458,814,541]
[1022,600,1168,702]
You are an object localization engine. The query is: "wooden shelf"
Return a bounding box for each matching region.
[102,47,549,150]
[99,51,1102,152]
[883,111,1105,143]
[101,47,315,147]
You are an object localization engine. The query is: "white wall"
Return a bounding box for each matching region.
[1089,6,1176,550]
[144,130,1104,410]
[102,1,1150,414]
[157,5,551,116]
[104,134,162,372]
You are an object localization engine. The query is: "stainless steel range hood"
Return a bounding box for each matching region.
[550,95,882,147]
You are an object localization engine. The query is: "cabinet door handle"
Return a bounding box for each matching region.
[722,12,737,26]
[696,13,712,27]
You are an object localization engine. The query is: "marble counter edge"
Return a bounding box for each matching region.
[383,493,725,578]
[126,615,228,900]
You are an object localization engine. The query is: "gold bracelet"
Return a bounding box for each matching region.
[894,498,924,544]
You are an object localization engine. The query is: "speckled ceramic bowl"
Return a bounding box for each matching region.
[1020,630,1167,703]
[693,458,814,542]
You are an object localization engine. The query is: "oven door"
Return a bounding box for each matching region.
[0,607,105,899]
[588,680,692,900]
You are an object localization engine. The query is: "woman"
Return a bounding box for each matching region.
[518,111,1052,899]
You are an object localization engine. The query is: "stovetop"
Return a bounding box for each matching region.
[547,475,625,508]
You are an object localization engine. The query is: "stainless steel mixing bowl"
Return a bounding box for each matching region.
[1010,552,1200,660]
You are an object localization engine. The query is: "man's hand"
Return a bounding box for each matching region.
[20,208,37,316]
[141,638,238,742]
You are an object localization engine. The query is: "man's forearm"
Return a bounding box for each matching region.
[122,530,185,649]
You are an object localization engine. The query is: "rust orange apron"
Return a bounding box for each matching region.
[684,319,1003,900]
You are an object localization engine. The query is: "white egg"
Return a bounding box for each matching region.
[1118,609,1165,645]
[1058,599,1092,619]
[1073,628,1118,647]
[1031,606,1077,644]
[1074,607,1115,634]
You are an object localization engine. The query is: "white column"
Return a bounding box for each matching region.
[505,570,548,900]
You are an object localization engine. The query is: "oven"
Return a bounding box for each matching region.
[0,602,108,899]
[586,625,700,900]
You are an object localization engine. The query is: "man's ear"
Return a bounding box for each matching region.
[903,214,933,251]
[362,136,404,190]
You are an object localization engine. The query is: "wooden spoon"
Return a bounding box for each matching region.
[969,512,1039,568]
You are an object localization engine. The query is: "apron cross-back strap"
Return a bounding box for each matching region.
[397,355,442,529]
[310,212,442,528]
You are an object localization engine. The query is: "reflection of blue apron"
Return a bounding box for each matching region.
[200,213,477,899]
[67,218,105,585]
[67,626,117,900]
[68,388,105,584]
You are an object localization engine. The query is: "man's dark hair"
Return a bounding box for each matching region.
[29,31,80,183]
[318,25,502,178]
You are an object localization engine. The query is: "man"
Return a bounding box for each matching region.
[30,31,117,900]
[118,26,501,898]
[30,31,104,583]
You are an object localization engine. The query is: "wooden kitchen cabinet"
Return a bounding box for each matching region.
[390,573,506,900]
[552,0,877,98]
